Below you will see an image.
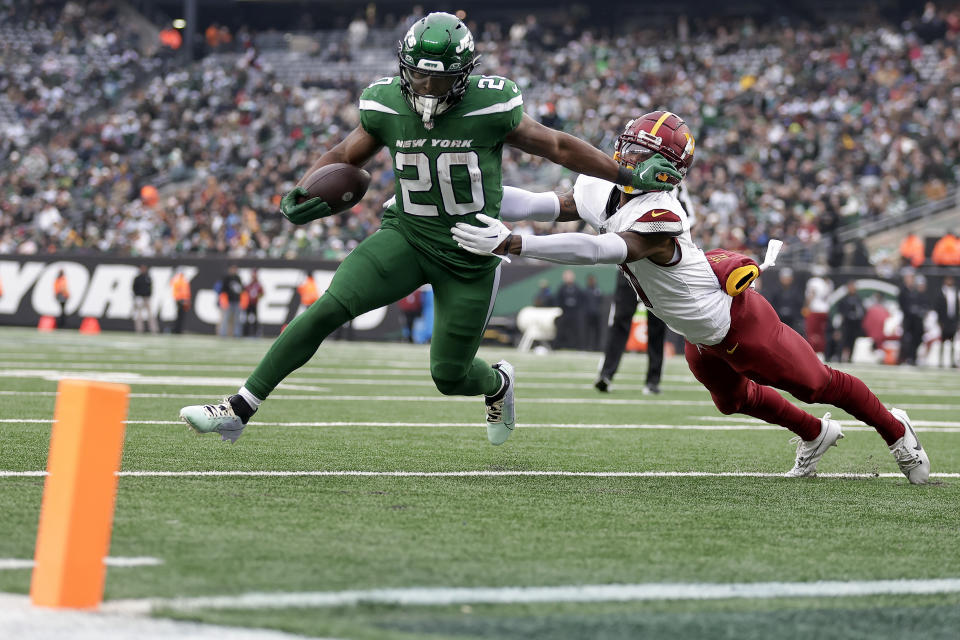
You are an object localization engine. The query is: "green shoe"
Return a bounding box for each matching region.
[180,399,247,443]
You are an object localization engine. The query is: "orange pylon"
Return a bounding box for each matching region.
[30,379,130,609]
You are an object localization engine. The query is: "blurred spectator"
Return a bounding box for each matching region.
[533,279,555,307]
[132,264,158,334]
[396,288,422,343]
[243,269,263,337]
[899,233,926,268]
[803,266,833,356]
[835,281,866,363]
[347,14,369,50]
[159,25,182,50]
[766,268,805,336]
[934,274,959,367]
[862,293,891,355]
[53,269,69,328]
[205,23,231,51]
[897,270,928,365]
[581,274,604,351]
[553,270,583,350]
[140,185,159,208]
[170,269,191,334]
[848,236,873,270]
[295,271,319,318]
[931,231,960,266]
[217,264,244,337]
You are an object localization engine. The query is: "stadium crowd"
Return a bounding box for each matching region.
[2,1,960,262]
[0,0,166,154]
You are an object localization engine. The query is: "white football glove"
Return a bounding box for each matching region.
[759,238,783,271]
[451,214,512,263]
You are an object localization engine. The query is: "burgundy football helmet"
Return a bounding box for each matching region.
[614,111,696,193]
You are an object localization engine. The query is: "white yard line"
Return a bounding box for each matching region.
[101,578,960,614]
[0,557,162,570]
[695,415,960,428]
[2,470,957,479]
[0,594,326,640]
[4,389,959,411]
[6,418,960,432]
[2,368,956,394]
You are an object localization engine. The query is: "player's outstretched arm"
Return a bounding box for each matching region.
[452,215,675,265]
[499,186,581,223]
[504,115,680,192]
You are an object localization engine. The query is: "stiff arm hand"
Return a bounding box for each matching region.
[628,154,682,192]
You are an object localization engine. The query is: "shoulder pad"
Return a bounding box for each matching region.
[359,77,403,114]
[459,75,523,117]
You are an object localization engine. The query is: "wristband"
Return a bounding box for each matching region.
[616,165,634,187]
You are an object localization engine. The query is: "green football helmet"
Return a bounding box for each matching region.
[398,12,479,127]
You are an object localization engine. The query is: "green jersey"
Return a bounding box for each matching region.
[358,74,524,275]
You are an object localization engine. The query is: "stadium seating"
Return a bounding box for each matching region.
[1,4,959,266]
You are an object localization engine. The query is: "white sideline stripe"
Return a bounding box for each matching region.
[2,470,958,479]
[102,578,960,613]
[0,557,162,570]
[6,418,960,433]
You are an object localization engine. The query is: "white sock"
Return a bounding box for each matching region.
[237,386,262,413]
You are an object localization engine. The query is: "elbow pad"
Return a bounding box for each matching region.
[520,233,628,265]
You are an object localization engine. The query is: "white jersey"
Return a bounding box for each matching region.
[573,174,732,346]
[805,276,832,313]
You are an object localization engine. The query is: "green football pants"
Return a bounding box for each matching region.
[244,227,503,400]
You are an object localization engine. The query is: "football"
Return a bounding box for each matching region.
[298,163,371,213]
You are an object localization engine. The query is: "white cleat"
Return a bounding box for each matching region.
[180,399,247,443]
[785,412,844,478]
[889,408,930,484]
[484,360,515,446]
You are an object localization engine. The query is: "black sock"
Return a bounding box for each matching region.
[228,394,254,424]
[485,369,508,401]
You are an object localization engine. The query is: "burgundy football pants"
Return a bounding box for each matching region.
[684,288,904,444]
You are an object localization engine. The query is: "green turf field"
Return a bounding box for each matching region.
[1,326,959,639]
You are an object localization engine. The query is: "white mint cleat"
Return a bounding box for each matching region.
[785,412,844,478]
[180,399,247,443]
[485,360,515,446]
[889,408,930,484]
